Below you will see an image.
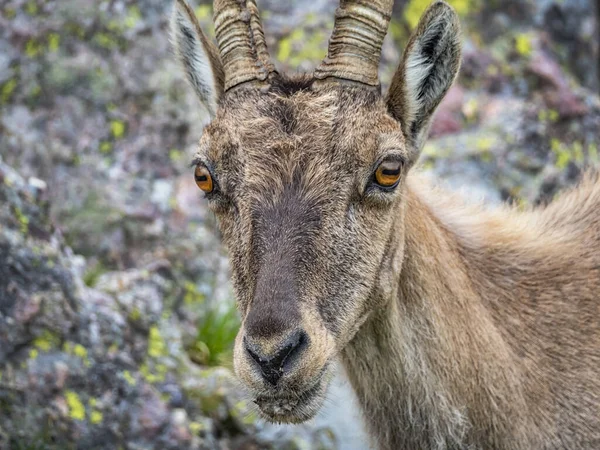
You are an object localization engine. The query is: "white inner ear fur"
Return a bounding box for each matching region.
[401,10,460,143]
[170,5,219,117]
[403,49,434,129]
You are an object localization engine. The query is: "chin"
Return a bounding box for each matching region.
[253,374,330,424]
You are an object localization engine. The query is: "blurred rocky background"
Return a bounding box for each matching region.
[0,0,599,448]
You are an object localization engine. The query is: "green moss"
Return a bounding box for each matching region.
[588,142,598,163]
[29,83,42,99]
[65,23,86,39]
[99,141,113,154]
[4,8,16,19]
[475,136,494,152]
[148,326,167,358]
[110,120,126,139]
[277,28,327,67]
[551,139,571,169]
[129,306,141,322]
[94,33,118,50]
[13,206,29,234]
[1,78,17,103]
[404,0,479,29]
[73,344,88,360]
[48,33,60,52]
[124,6,141,29]
[462,98,479,123]
[33,330,60,352]
[65,390,85,420]
[25,1,38,15]
[388,18,407,43]
[169,148,182,163]
[515,33,533,57]
[195,5,212,20]
[278,36,293,62]
[122,370,136,386]
[140,362,165,383]
[572,141,584,164]
[25,39,42,58]
[184,282,205,306]
[189,421,205,434]
[90,410,103,424]
[289,31,327,66]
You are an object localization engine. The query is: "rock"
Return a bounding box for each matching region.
[430,84,466,137]
[527,51,589,118]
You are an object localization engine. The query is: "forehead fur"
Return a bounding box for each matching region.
[196,75,404,202]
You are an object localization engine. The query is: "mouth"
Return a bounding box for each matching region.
[253,377,328,424]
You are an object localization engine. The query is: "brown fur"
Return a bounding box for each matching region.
[171,1,600,448]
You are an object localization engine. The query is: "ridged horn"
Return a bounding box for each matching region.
[315,0,394,86]
[213,0,275,91]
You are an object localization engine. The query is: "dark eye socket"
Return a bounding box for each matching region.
[373,159,403,189]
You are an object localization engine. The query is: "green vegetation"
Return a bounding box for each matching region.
[188,303,240,368]
[110,120,126,139]
[184,281,205,306]
[148,325,168,358]
[33,330,60,352]
[64,390,85,420]
[515,32,533,57]
[83,261,107,287]
[404,0,480,29]
[277,27,328,66]
[47,33,60,52]
[1,79,17,104]
[12,206,29,234]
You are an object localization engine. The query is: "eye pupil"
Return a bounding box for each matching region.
[382,168,400,176]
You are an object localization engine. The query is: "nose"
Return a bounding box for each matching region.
[244,330,307,386]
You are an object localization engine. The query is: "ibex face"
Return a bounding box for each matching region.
[172,0,461,423]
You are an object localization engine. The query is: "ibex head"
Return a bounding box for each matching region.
[171,0,461,423]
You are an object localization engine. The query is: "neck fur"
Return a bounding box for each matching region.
[340,182,534,450]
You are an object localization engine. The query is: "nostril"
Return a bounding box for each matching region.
[244,330,308,385]
[272,330,306,369]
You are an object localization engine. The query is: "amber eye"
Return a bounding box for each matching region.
[194,165,213,193]
[374,160,403,188]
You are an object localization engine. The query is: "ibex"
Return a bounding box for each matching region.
[170,0,600,448]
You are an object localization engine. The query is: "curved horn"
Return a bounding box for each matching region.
[213,0,275,91]
[315,0,394,86]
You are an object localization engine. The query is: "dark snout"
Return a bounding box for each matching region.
[232,190,333,422]
[242,277,307,385]
[244,329,308,385]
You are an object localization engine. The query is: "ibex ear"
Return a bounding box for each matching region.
[170,0,224,118]
[386,1,461,152]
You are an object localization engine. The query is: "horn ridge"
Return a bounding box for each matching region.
[213,0,275,91]
[315,0,394,86]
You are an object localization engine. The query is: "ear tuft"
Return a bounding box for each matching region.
[387,1,462,152]
[170,0,224,118]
